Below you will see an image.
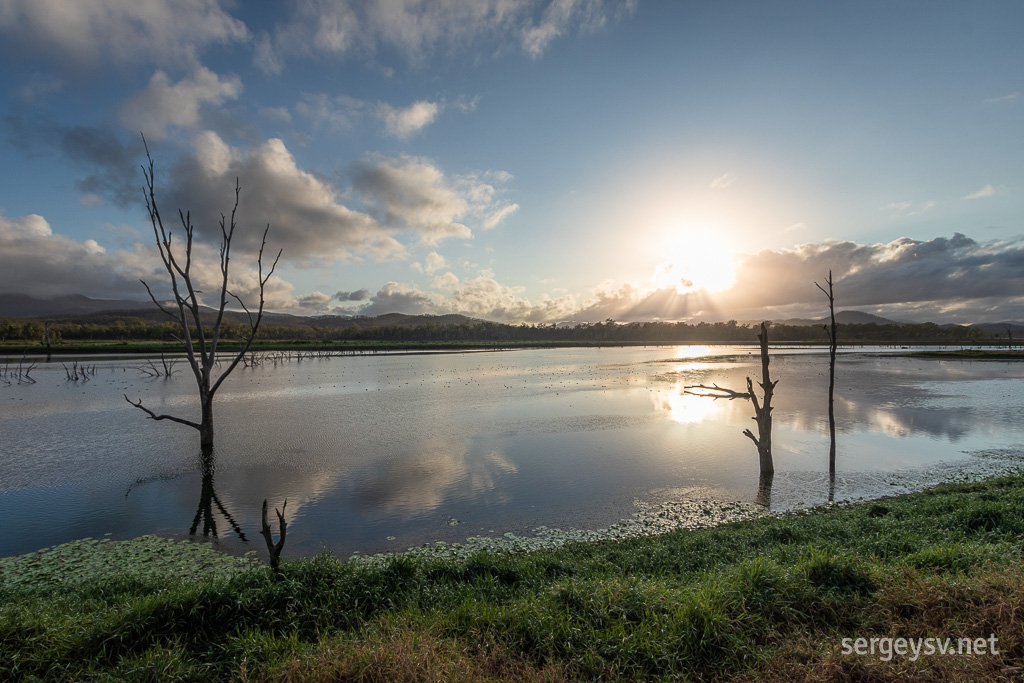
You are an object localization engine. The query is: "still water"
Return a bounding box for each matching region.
[2,346,1024,558]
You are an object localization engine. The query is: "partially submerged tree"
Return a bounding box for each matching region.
[686,321,777,476]
[260,499,288,573]
[125,140,281,450]
[816,271,838,475]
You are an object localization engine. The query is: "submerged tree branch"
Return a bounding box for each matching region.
[683,383,751,400]
[124,394,200,430]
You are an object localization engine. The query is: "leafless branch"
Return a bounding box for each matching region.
[683,383,751,399]
[124,394,200,430]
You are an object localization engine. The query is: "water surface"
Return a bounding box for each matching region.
[3,346,1023,558]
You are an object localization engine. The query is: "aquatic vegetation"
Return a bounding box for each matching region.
[0,535,257,594]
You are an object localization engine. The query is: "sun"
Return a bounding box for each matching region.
[651,231,737,293]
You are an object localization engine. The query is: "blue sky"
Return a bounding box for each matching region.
[1,0,1022,323]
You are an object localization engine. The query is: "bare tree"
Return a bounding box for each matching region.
[686,321,776,476]
[816,271,837,475]
[125,138,281,450]
[260,499,288,573]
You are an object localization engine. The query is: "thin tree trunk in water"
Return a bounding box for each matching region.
[200,396,214,450]
[816,271,837,475]
[742,322,776,476]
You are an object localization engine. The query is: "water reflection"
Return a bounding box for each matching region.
[190,449,247,541]
[652,386,727,424]
[356,441,518,519]
[4,348,1024,559]
[755,472,774,508]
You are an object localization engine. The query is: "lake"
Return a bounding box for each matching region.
[3,345,1024,559]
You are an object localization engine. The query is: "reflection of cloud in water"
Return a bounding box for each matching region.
[355,443,517,519]
[778,394,973,442]
[651,385,727,424]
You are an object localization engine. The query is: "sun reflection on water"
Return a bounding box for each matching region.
[652,386,726,424]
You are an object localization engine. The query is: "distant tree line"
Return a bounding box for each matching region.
[0,315,996,345]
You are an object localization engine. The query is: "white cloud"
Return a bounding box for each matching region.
[296,94,450,138]
[0,212,160,298]
[350,154,518,244]
[522,0,634,58]
[120,67,242,140]
[412,251,447,274]
[885,199,934,216]
[567,234,1024,324]
[297,291,333,309]
[432,272,459,289]
[984,92,1021,104]
[710,172,735,190]
[963,184,1000,200]
[377,100,441,139]
[0,0,248,68]
[164,133,400,263]
[256,0,635,72]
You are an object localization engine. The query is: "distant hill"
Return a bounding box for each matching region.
[0,294,481,331]
[775,310,902,327]
[0,293,155,317]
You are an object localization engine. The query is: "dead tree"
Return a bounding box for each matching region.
[686,321,776,476]
[815,271,838,475]
[743,322,776,475]
[125,137,281,450]
[260,499,288,572]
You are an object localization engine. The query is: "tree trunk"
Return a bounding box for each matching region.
[742,322,776,476]
[816,271,838,474]
[200,395,214,450]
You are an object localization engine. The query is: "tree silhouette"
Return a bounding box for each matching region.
[125,137,281,450]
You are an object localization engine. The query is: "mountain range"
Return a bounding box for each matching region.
[2,292,1022,331]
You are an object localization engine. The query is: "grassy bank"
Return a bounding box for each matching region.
[3,476,1024,681]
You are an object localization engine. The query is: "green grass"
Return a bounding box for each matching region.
[4,475,1024,681]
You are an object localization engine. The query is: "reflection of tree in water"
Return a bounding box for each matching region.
[191,448,247,541]
[755,472,773,508]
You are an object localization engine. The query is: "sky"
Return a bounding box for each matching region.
[0,0,1022,325]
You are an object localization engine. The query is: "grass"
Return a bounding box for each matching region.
[3,475,1024,681]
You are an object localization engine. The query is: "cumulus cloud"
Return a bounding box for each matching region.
[350,154,518,245]
[351,281,440,317]
[335,288,370,302]
[297,290,333,309]
[0,0,248,68]
[377,100,440,139]
[566,234,1024,324]
[120,67,242,140]
[160,132,403,262]
[411,251,447,274]
[0,211,159,298]
[5,119,140,207]
[255,0,635,72]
